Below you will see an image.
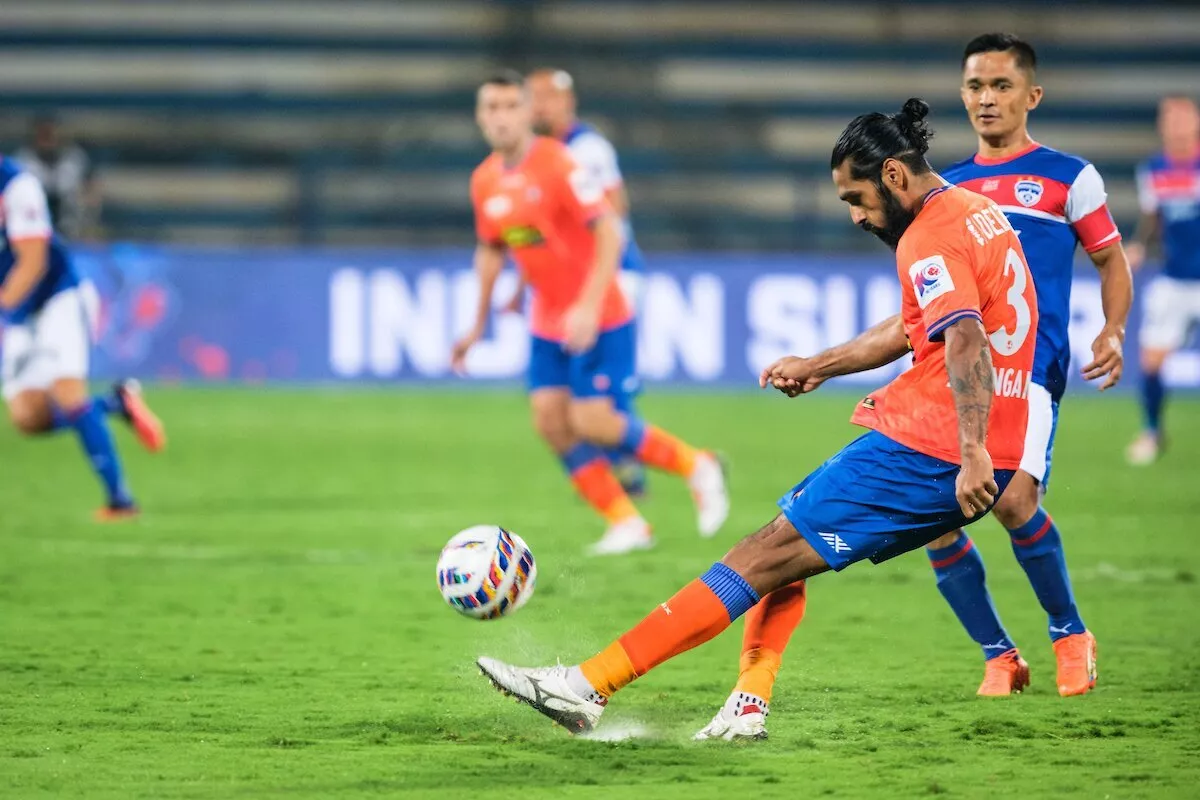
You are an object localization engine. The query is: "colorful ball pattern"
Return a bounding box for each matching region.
[436,525,537,620]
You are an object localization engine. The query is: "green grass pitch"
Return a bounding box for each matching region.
[0,388,1197,799]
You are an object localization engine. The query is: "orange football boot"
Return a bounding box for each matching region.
[95,504,140,522]
[115,380,167,453]
[977,649,1031,696]
[1053,632,1097,696]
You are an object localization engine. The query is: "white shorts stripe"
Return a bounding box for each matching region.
[1018,382,1056,483]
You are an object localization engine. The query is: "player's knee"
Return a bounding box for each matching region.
[1141,348,1169,374]
[566,400,621,445]
[8,400,46,435]
[993,486,1039,530]
[927,530,964,550]
[722,515,829,596]
[530,406,571,451]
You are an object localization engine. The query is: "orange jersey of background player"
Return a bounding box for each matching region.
[470,137,631,342]
[851,185,1039,469]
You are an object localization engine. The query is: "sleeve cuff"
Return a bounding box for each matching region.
[927,309,983,341]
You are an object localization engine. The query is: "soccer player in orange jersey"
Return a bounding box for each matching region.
[476,98,1041,735]
[454,71,729,555]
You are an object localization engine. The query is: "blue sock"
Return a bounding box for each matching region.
[94,390,123,417]
[1141,372,1165,434]
[700,563,760,621]
[1007,508,1085,642]
[618,413,647,454]
[560,442,606,474]
[50,392,123,432]
[927,535,1016,660]
[63,401,134,507]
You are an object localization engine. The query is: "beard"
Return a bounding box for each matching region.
[532,119,552,136]
[858,183,916,251]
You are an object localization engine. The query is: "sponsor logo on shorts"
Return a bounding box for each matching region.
[819,532,851,554]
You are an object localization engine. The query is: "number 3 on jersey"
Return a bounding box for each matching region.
[989,247,1032,357]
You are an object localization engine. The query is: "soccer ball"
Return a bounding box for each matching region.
[436,525,537,620]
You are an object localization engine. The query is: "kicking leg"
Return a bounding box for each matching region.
[478,513,827,733]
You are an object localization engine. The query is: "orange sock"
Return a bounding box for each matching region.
[581,575,738,698]
[735,580,807,702]
[634,424,699,477]
[570,459,639,524]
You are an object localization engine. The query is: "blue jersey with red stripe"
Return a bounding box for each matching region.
[1136,153,1200,281]
[0,156,78,323]
[942,143,1121,400]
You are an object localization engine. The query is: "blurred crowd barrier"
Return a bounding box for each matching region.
[69,245,1194,390]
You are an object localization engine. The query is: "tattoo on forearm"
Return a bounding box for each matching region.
[948,340,993,447]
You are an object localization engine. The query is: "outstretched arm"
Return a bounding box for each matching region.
[760,314,909,396]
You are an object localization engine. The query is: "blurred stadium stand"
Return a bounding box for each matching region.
[1,0,1197,250]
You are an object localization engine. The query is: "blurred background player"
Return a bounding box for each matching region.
[453,71,728,555]
[695,34,1131,738]
[1126,96,1200,466]
[521,67,649,497]
[477,98,1039,735]
[0,153,164,518]
[15,115,101,241]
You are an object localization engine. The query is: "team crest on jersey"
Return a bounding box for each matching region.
[483,195,512,219]
[908,255,954,309]
[1014,179,1043,208]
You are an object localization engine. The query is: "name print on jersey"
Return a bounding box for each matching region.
[964,204,1014,246]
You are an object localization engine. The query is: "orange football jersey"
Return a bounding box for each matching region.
[850,185,1039,469]
[470,137,631,341]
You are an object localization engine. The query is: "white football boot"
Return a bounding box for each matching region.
[587,516,654,556]
[693,691,769,741]
[689,453,730,538]
[477,657,605,734]
[1126,431,1161,467]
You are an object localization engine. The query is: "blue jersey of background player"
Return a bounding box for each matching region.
[1125,96,1200,466]
[924,34,1133,697]
[526,68,648,496]
[0,154,165,519]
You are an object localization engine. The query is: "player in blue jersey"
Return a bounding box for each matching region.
[934,34,1133,696]
[1125,96,1200,466]
[0,154,165,518]
[520,68,650,500]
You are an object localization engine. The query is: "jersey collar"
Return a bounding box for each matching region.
[974,140,1041,167]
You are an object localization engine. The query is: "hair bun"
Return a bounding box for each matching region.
[900,97,930,123]
[894,97,934,154]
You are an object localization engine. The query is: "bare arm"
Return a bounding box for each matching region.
[577,212,622,313]
[944,317,993,451]
[760,314,908,395]
[1126,211,1159,272]
[451,243,505,373]
[810,314,909,378]
[606,185,630,219]
[944,317,998,517]
[0,238,49,313]
[1082,242,1133,389]
[562,212,622,353]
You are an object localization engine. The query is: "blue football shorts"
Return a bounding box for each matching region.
[528,322,640,404]
[778,431,1016,571]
